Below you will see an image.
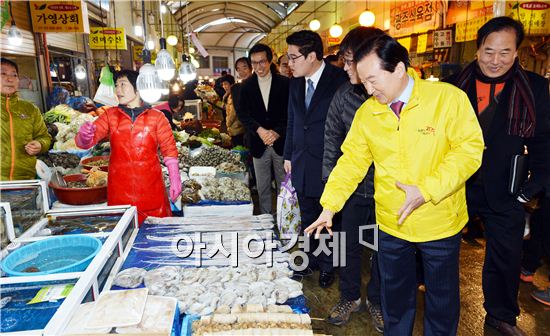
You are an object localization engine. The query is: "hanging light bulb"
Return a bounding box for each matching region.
[166,35,178,46]
[190,55,200,68]
[178,54,197,83]
[189,46,195,54]
[172,81,181,92]
[359,10,375,27]
[137,63,163,103]
[155,38,176,81]
[309,19,320,31]
[161,80,169,95]
[160,4,167,14]
[7,24,23,46]
[134,24,143,37]
[329,24,343,38]
[147,38,155,50]
[75,61,87,80]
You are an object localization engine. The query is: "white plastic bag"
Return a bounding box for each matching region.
[276,173,301,240]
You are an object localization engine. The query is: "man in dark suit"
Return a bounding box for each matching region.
[283,30,348,288]
[237,43,289,215]
[446,17,550,336]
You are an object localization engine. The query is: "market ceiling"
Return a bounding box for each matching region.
[168,1,305,51]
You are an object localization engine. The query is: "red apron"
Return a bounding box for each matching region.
[93,107,178,224]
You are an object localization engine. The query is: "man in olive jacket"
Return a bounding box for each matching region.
[1,58,51,180]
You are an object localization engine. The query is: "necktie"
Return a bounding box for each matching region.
[390,100,404,118]
[305,79,314,109]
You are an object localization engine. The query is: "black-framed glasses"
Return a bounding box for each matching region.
[251,59,268,66]
[287,53,305,63]
[343,58,355,66]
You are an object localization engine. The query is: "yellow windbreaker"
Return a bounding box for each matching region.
[320,70,484,242]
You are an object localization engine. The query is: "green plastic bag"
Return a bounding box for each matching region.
[93,66,118,106]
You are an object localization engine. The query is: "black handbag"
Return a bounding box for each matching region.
[508,154,529,195]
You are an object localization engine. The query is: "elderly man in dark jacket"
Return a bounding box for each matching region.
[446,17,550,336]
[322,27,385,330]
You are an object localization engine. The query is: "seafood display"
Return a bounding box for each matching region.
[67,181,87,188]
[188,146,241,167]
[113,267,147,289]
[114,262,301,316]
[216,162,246,174]
[201,177,250,202]
[85,159,109,167]
[38,152,81,169]
[193,305,313,336]
[84,168,108,187]
[45,215,119,235]
[181,179,202,204]
[0,189,44,245]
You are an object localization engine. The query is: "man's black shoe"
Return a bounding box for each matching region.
[319,271,335,288]
[485,315,527,336]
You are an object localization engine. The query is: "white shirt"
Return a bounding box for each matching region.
[305,61,326,93]
[257,71,272,110]
[388,74,414,111]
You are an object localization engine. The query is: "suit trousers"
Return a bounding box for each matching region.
[252,146,285,214]
[336,194,381,304]
[297,193,334,273]
[378,230,461,336]
[467,185,525,325]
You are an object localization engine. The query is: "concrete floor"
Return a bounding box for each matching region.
[297,239,550,336]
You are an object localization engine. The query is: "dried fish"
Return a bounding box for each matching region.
[113,267,147,289]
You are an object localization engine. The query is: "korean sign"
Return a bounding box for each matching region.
[89,27,127,50]
[30,1,89,33]
[133,45,144,62]
[390,1,440,37]
[507,1,549,35]
[456,16,491,42]
[433,29,453,48]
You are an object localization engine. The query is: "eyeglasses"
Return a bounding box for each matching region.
[343,58,355,66]
[251,59,268,66]
[287,54,305,63]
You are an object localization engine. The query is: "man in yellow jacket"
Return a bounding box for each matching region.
[306,34,484,335]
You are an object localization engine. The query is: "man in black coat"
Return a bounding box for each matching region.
[323,27,385,330]
[446,17,550,336]
[237,43,289,215]
[283,30,348,288]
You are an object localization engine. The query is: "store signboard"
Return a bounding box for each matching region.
[507,1,549,35]
[433,29,453,48]
[456,16,491,42]
[327,37,341,46]
[397,36,412,51]
[29,1,89,33]
[89,27,127,50]
[390,1,439,37]
[133,45,144,62]
[416,33,428,53]
[447,0,494,25]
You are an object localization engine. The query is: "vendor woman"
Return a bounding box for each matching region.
[75,70,181,223]
[1,58,51,180]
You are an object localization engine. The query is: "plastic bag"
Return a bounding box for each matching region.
[93,66,118,106]
[276,173,301,240]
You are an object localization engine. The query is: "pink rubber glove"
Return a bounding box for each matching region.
[75,121,96,149]
[164,157,182,202]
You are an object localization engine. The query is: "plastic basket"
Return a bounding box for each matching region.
[1,235,102,277]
